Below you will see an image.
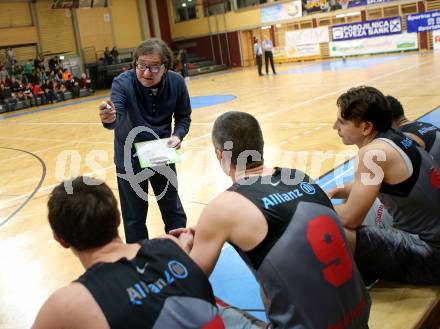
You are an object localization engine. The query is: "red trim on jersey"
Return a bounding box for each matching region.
[215,297,230,308]
[202,314,225,329]
[430,167,440,188]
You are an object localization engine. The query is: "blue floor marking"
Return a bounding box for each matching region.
[191,95,236,109]
[209,105,440,321]
[279,55,410,75]
[0,94,236,120]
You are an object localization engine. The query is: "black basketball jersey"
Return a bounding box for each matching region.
[399,121,440,163]
[76,238,223,329]
[376,129,440,244]
[227,168,370,329]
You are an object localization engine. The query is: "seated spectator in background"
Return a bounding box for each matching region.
[54,81,66,101]
[79,72,91,89]
[111,46,119,64]
[9,76,21,94]
[62,68,72,82]
[387,95,440,163]
[43,80,56,104]
[0,82,16,111]
[56,68,64,82]
[66,75,80,98]
[22,82,35,106]
[104,46,113,65]
[328,86,440,284]
[32,82,48,105]
[32,177,226,329]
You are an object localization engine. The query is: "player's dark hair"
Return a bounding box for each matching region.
[337,86,392,132]
[386,95,405,121]
[212,111,264,169]
[48,177,119,251]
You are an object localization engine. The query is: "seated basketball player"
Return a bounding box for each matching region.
[328,86,440,284]
[172,111,370,328]
[387,94,440,163]
[32,177,226,329]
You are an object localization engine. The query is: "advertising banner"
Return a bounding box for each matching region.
[407,10,440,33]
[261,1,302,23]
[332,16,402,41]
[286,43,321,57]
[434,29,440,51]
[329,32,418,56]
[285,26,329,46]
[302,0,398,15]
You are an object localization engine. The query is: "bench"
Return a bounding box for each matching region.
[369,281,440,328]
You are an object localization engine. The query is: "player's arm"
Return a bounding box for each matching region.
[334,147,384,229]
[32,286,78,329]
[190,196,232,277]
[403,132,426,149]
[326,182,353,199]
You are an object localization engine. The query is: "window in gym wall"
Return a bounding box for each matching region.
[236,0,268,9]
[204,0,232,16]
[173,0,198,23]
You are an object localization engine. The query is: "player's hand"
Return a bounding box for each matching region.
[178,231,194,253]
[167,135,181,149]
[98,100,116,124]
[169,226,195,237]
[326,188,341,199]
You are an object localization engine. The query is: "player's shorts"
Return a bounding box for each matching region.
[355,225,440,284]
[362,198,393,228]
[216,298,268,329]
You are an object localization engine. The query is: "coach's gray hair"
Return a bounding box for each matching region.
[133,38,174,69]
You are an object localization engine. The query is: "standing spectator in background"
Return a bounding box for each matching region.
[253,39,263,77]
[111,47,119,64]
[24,60,33,82]
[0,52,5,67]
[104,47,113,65]
[263,37,276,75]
[48,56,59,71]
[0,66,9,82]
[176,49,189,80]
[6,47,14,67]
[98,38,190,243]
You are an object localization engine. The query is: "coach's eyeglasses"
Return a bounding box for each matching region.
[136,63,164,73]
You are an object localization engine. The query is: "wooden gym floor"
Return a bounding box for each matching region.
[0,51,439,328]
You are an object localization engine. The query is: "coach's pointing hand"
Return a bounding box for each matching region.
[99,100,116,124]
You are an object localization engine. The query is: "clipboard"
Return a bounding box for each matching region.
[134,138,181,168]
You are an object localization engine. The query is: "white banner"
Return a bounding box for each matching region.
[286,43,321,57]
[434,30,440,51]
[329,32,418,56]
[285,26,329,46]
